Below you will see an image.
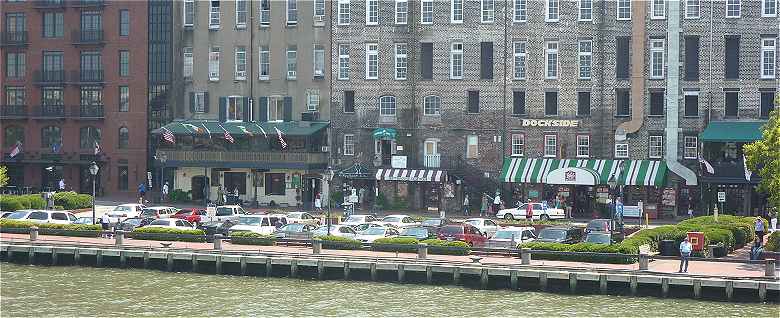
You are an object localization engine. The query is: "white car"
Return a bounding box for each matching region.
[381,215,419,228]
[228,214,288,235]
[140,206,179,219]
[312,224,357,239]
[464,218,501,238]
[496,202,565,221]
[145,218,195,230]
[286,212,320,225]
[215,205,248,222]
[340,214,380,227]
[355,226,400,243]
[5,210,77,224]
[109,204,146,221]
[485,226,536,249]
[353,222,386,233]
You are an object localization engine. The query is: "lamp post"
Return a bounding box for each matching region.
[158,154,167,203]
[607,174,617,241]
[326,166,334,236]
[89,161,99,225]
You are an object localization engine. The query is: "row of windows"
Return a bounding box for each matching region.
[183,0,326,29]
[4,86,130,112]
[3,125,129,150]
[5,50,133,79]
[4,10,131,37]
[188,46,325,82]
[334,0,778,26]
[187,93,319,120]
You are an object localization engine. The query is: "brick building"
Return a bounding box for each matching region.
[1,0,148,196]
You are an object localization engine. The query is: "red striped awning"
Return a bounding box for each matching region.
[375,169,446,182]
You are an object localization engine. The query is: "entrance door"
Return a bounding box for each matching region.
[424,140,439,168]
[41,166,63,192]
[302,178,322,209]
[381,140,392,165]
[191,176,209,201]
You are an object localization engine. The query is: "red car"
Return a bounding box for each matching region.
[437,223,487,247]
[172,208,208,224]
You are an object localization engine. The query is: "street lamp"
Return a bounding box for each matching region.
[158,154,167,203]
[607,174,617,241]
[89,161,99,225]
[326,166,334,236]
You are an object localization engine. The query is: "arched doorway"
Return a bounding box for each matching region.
[191,176,209,201]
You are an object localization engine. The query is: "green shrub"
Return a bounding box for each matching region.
[519,241,637,264]
[317,235,362,250]
[0,219,100,237]
[764,231,780,252]
[52,192,92,210]
[230,231,276,245]
[0,194,46,211]
[0,196,23,211]
[131,226,205,242]
[372,237,419,253]
[420,239,471,255]
[169,189,191,203]
[53,205,64,210]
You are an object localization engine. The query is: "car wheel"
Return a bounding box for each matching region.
[540,214,550,222]
[504,214,514,221]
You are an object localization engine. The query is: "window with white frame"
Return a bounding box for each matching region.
[685,0,700,18]
[286,47,297,80]
[194,92,206,113]
[651,0,665,19]
[366,0,378,25]
[395,43,407,80]
[450,42,463,79]
[726,0,740,18]
[614,143,628,158]
[452,0,464,23]
[421,0,433,24]
[338,44,350,80]
[424,95,441,116]
[344,134,355,155]
[267,97,285,121]
[511,134,525,156]
[544,135,557,157]
[546,0,559,22]
[514,0,527,22]
[763,0,777,17]
[236,0,247,27]
[338,0,351,25]
[209,47,220,81]
[379,95,396,116]
[482,0,495,23]
[183,0,194,27]
[314,0,326,20]
[286,0,298,25]
[209,0,221,28]
[396,0,408,24]
[307,89,320,111]
[260,0,270,26]
[761,38,776,79]
[649,135,663,158]
[225,96,245,121]
[617,0,631,20]
[683,136,698,159]
[579,0,592,21]
[576,135,590,158]
[650,39,665,78]
[183,47,193,78]
[259,46,270,80]
[513,41,527,79]
[466,135,479,159]
[579,40,592,79]
[545,41,559,79]
[314,46,325,78]
[235,46,246,80]
[365,43,378,79]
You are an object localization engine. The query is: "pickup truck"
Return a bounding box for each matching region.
[214,205,248,222]
[496,202,565,221]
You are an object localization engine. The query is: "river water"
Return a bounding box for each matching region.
[1,263,777,317]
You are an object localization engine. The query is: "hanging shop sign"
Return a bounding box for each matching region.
[391,155,407,169]
[662,188,677,206]
[522,119,580,128]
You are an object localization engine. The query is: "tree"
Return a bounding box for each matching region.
[0,165,7,187]
[744,96,780,208]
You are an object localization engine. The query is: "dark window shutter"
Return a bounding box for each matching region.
[480,42,493,80]
[242,97,251,122]
[616,37,630,79]
[513,91,525,115]
[204,92,210,113]
[684,94,698,117]
[725,36,740,79]
[684,36,700,81]
[760,92,775,118]
[421,43,433,80]
[650,91,665,116]
[725,92,739,117]
[545,92,558,116]
[259,97,268,122]
[617,89,630,116]
[578,92,591,116]
[218,97,227,122]
[283,96,293,122]
[189,92,195,114]
[467,91,479,113]
[344,91,355,113]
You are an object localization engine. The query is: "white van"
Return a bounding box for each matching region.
[228,214,288,235]
[5,210,78,224]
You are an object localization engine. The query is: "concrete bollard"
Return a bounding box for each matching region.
[766,259,776,278]
[417,243,428,260]
[312,238,322,255]
[213,234,223,250]
[521,248,531,265]
[29,226,39,241]
[639,253,649,270]
[115,230,125,246]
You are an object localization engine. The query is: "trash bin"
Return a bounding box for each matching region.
[660,239,678,256]
[687,232,705,252]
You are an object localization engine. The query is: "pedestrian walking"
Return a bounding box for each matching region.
[679,237,692,273]
[463,194,470,216]
[771,211,777,232]
[492,190,501,215]
[526,199,534,222]
[755,217,765,243]
[137,183,146,204]
[314,192,323,211]
[750,237,764,261]
[100,213,111,238]
[162,182,169,202]
[480,194,488,217]
[58,179,65,192]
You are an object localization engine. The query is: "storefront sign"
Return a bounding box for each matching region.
[623,206,641,218]
[717,191,726,203]
[528,190,539,198]
[522,119,580,128]
[662,188,677,206]
[391,155,407,169]
[386,173,428,182]
[147,172,153,188]
[546,168,598,186]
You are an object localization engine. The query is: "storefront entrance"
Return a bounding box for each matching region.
[191,176,209,201]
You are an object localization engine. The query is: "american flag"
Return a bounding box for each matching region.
[220,124,235,144]
[9,142,21,158]
[274,127,287,149]
[162,128,176,144]
[94,141,101,155]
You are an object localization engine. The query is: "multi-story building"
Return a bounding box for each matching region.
[155,0,331,207]
[330,0,778,217]
[1,0,148,196]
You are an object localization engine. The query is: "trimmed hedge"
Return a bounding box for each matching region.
[0,195,46,211]
[766,231,780,252]
[230,231,276,246]
[130,226,206,242]
[317,235,363,250]
[420,239,471,255]
[520,241,638,264]
[0,219,101,237]
[52,192,92,210]
[372,237,420,253]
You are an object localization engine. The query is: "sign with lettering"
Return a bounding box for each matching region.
[522,119,580,128]
[391,155,407,169]
[718,191,726,203]
[623,206,641,218]
[662,188,677,206]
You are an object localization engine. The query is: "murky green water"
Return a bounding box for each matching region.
[0,263,777,317]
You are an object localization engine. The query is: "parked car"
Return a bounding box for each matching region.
[118,217,155,232]
[340,214,380,227]
[286,212,320,225]
[420,218,452,230]
[73,217,97,225]
[485,226,536,249]
[228,214,288,235]
[215,205,248,222]
[355,226,400,243]
[353,222,386,233]
[1,211,13,218]
[4,210,77,224]
[536,227,583,244]
[140,206,180,219]
[197,219,238,239]
[381,215,419,228]
[144,218,195,230]
[585,219,613,234]
[173,208,209,224]
[399,226,436,240]
[311,224,357,239]
[436,223,488,247]
[109,204,146,221]
[464,218,501,238]
[584,231,613,245]
[274,223,318,240]
[496,202,565,221]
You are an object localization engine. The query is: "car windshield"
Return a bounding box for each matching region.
[150,220,170,226]
[586,234,611,244]
[6,212,28,219]
[282,224,304,232]
[439,226,463,235]
[493,230,523,240]
[383,216,401,223]
[74,218,92,224]
[288,213,302,218]
[344,216,363,223]
[216,208,233,216]
[421,219,441,227]
[401,227,427,237]
[464,220,481,226]
[238,216,262,226]
[588,221,608,231]
[539,229,566,240]
[363,227,386,235]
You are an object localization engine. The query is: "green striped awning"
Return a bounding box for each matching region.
[499,158,668,187]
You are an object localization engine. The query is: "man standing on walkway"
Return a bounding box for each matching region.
[58,179,65,192]
[463,194,470,216]
[679,237,692,273]
[162,182,169,202]
[100,213,111,239]
[138,183,146,204]
[755,217,765,243]
[771,210,778,232]
[480,194,488,217]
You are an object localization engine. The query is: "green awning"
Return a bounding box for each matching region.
[500,158,668,187]
[699,121,766,142]
[372,128,397,140]
[155,121,329,136]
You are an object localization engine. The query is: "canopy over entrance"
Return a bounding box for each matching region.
[500,158,668,187]
[699,121,766,142]
[372,128,397,140]
[545,167,601,186]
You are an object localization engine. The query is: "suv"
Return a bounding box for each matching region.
[437,223,487,247]
[228,214,288,235]
[5,210,77,224]
[140,206,179,219]
[585,219,612,234]
[536,226,583,244]
[215,205,248,222]
[108,204,146,221]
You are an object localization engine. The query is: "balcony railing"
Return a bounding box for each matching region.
[71,0,104,8]
[156,150,328,168]
[0,105,28,118]
[34,70,65,84]
[1,31,29,46]
[34,105,65,118]
[78,104,104,119]
[72,30,104,44]
[423,154,441,168]
[72,69,104,83]
[33,0,65,8]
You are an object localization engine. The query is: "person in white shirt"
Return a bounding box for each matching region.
[679,237,693,273]
[162,182,169,202]
[58,179,65,191]
[100,213,111,238]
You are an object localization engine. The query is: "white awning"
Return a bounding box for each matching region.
[375,169,446,182]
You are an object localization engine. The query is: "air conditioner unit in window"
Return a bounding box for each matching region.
[313,15,324,23]
[314,70,324,78]
[287,71,297,79]
[321,146,329,152]
[301,111,319,121]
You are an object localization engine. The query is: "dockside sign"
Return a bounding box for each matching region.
[522,119,580,127]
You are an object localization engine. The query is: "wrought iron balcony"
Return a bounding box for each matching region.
[77,104,104,119]
[71,0,104,8]
[33,0,65,9]
[33,105,66,118]
[1,31,28,46]
[72,30,104,44]
[72,69,104,83]
[155,150,328,169]
[33,70,65,84]
[0,105,28,119]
